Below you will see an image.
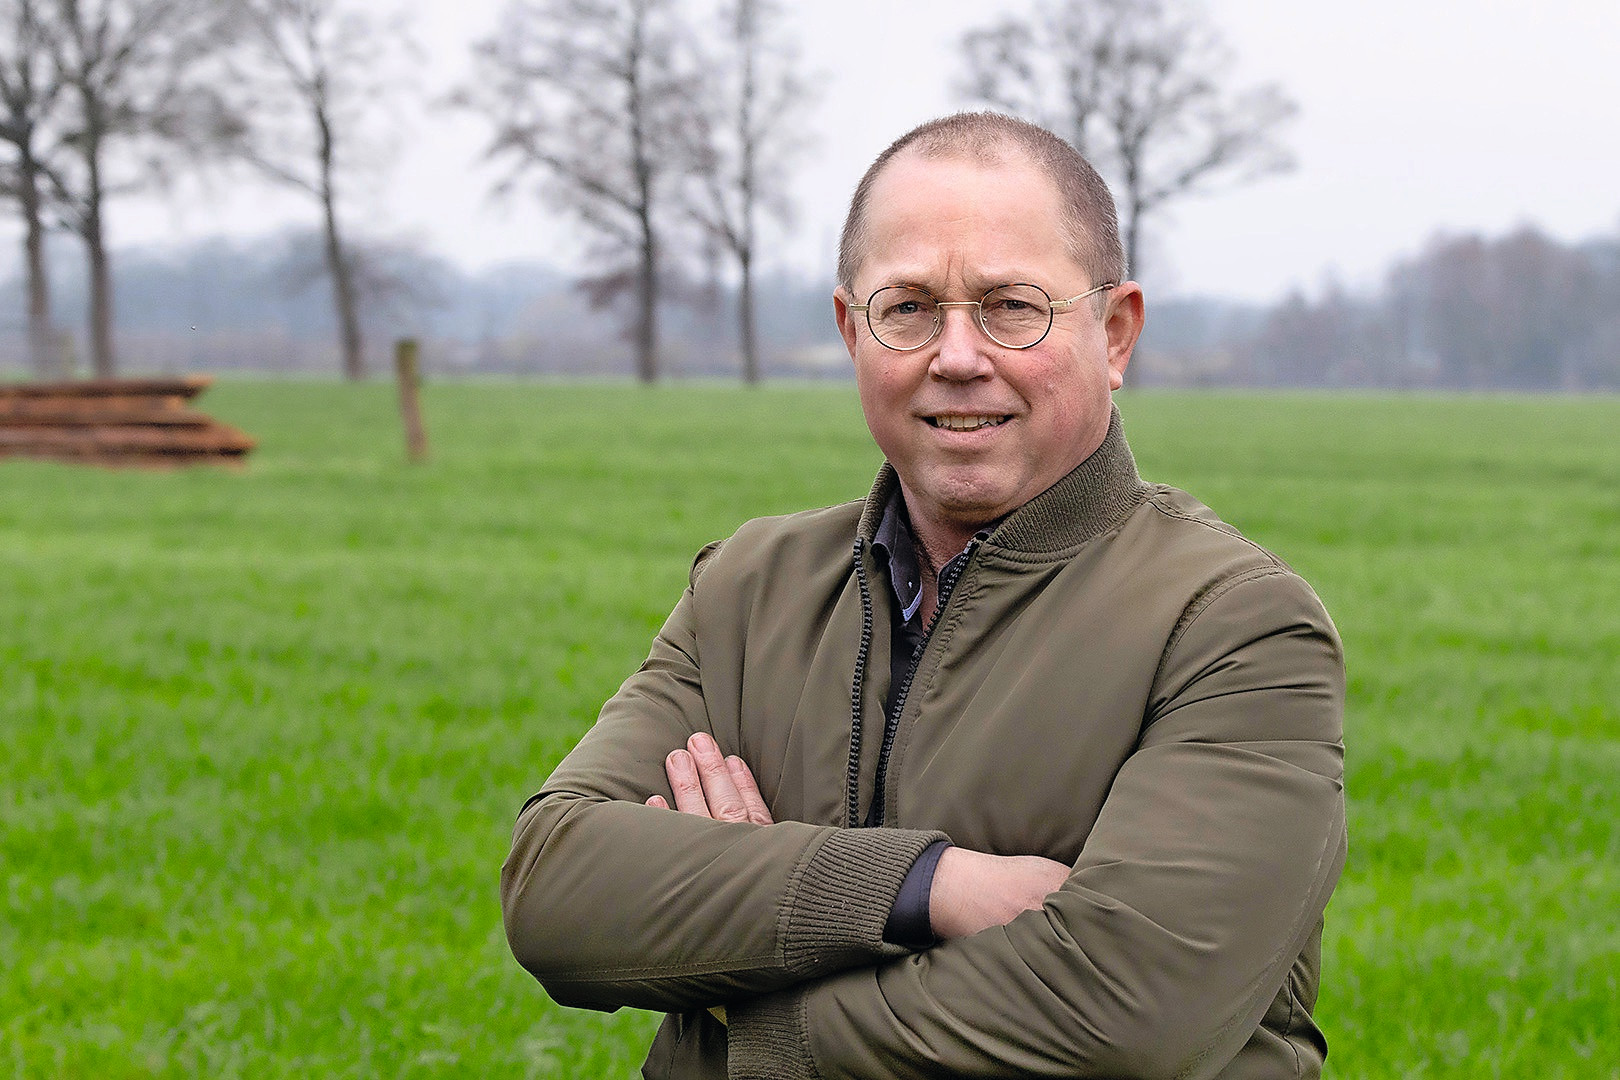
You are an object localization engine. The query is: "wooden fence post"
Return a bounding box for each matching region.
[394,338,429,464]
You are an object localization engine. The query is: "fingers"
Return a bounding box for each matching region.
[654,733,772,825]
[726,755,774,826]
[665,746,709,816]
[684,733,752,823]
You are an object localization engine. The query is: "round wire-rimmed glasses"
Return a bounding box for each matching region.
[849,281,1117,351]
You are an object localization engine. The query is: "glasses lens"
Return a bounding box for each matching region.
[979,284,1053,348]
[867,287,938,350]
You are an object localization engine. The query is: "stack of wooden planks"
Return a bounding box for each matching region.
[0,376,255,467]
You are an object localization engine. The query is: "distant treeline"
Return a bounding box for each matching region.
[0,230,846,380]
[1152,224,1620,391]
[2,222,1618,390]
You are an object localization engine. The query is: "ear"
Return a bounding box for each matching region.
[833,287,859,360]
[1103,282,1146,390]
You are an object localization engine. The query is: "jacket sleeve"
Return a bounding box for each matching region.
[500,546,947,1014]
[725,567,1347,1080]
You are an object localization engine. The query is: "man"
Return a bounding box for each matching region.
[502,112,1346,1079]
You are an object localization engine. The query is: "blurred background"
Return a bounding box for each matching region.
[4,0,1619,388]
[5,3,1618,1076]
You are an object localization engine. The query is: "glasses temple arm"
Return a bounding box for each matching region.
[1049,282,1118,311]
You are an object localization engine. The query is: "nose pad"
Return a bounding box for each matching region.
[930,305,993,378]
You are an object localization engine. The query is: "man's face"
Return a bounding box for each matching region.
[836,150,1143,539]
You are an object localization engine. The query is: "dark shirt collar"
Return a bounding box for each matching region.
[872,489,993,627]
[871,491,925,623]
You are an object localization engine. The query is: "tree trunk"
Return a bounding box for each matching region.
[317,108,364,380]
[18,146,55,378]
[625,1,658,384]
[323,196,364,380]
[82,125,116,377]
[636,212,658,383]
[738,247,758,385]
[86,230,115,377]
[1123,195,1143,284]
[736,4,760,385]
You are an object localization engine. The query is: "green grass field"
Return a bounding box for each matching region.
[2,382,1616,1078]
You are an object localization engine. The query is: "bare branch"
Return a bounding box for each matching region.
[213,0,421,378]
[9,0,241,375]
[456,0,702,382]
[956,0,1298,282]
[676,0,817,382]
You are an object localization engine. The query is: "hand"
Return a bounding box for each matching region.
[928,846,1070,940]
[646,732,774,826]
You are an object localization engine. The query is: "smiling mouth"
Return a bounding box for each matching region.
[927,415,1012,431]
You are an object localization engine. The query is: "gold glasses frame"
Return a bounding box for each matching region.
[849,281,1117,352]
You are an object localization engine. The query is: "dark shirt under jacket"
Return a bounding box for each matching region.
[871,491,988,947]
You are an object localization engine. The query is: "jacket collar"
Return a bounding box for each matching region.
[857,404,1149,557]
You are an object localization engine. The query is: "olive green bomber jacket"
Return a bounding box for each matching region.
[501,412,1347,1079]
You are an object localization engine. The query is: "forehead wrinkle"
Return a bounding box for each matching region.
[867,247,1049,295]
[857,153,1087,296]
[873,264,1064,299]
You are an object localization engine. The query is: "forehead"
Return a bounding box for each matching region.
[855,150,1083,292]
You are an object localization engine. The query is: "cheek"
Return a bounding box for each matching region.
[1017,366,1077,425]
[855,363,910,443]
[1020,364,1105,447]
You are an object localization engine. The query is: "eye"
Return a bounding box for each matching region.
[983,285,1052,317]
[870,287,936,320]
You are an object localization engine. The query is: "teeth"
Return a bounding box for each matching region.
[931,415,1006,431]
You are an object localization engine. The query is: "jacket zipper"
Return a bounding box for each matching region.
[847,536,981,828]
[846,539,876,829]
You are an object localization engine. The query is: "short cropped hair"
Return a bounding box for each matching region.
[836,112,1126,293]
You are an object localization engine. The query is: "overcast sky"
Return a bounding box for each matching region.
[20,0,1620,305]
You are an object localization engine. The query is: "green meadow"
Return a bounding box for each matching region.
[2,382,1616,1078]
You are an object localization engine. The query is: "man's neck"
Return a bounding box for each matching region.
[902,508,980,578]
[882,488,983,627]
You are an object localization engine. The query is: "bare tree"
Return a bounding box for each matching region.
[958,0,1296,282]
[269,226,453,342]
[682,0,810,384]
[1,0,65,376]
[1391,227,1602,391]
[37,0,238,376]
[457,0,698,383]
[227,0,416,380]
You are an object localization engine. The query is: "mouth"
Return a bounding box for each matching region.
[926,414,1012,432]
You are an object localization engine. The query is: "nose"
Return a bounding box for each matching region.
[929,304,994,381]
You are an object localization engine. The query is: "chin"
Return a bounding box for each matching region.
[927,477,1021,525]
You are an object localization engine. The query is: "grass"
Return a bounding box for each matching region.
[1,381,1616,1077]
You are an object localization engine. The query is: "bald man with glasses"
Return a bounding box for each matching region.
[502,112,1347,1080]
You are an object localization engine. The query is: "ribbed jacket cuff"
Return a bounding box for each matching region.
[726,828,945,1078]
[782,827,948,978]
[726,989,813,1080]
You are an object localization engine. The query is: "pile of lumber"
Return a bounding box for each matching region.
[0,376,255,467]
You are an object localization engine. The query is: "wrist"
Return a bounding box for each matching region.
[884,839,952,946]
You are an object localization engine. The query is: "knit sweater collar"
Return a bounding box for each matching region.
[857,404,1149,557]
